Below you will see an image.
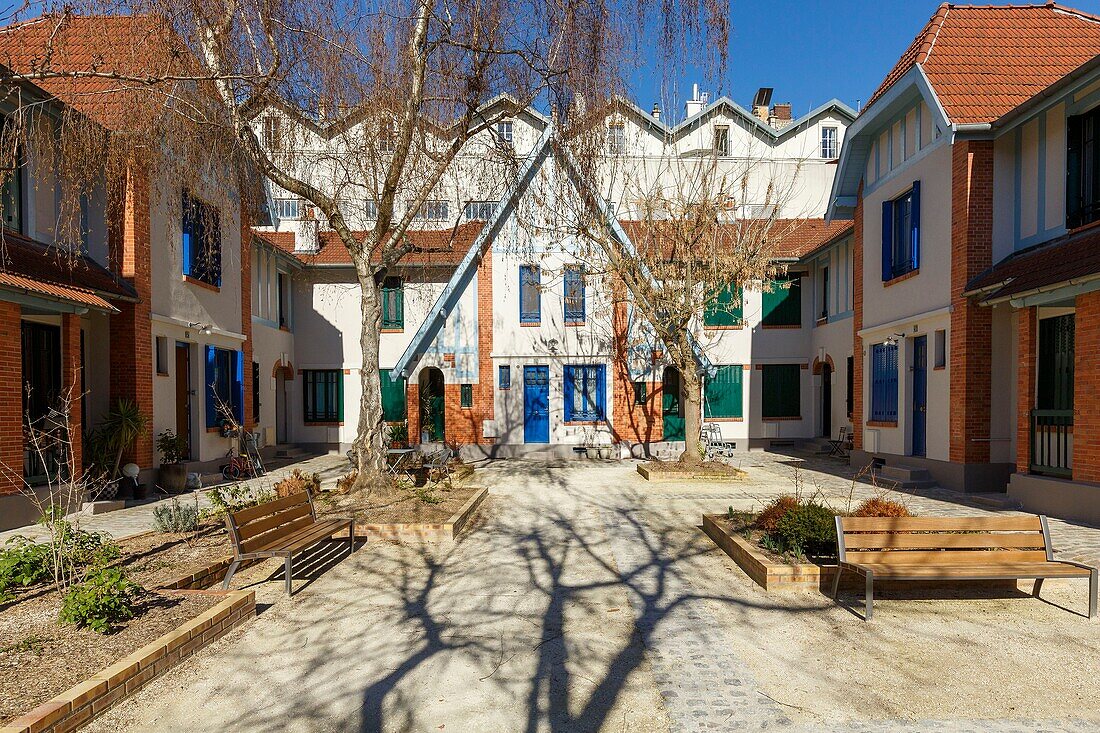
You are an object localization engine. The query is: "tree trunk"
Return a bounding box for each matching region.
[679,364,705,464]
[352,270,391,494]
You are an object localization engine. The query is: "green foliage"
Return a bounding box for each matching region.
[412,486,442,505]
[0,536,53,600]
[200,484,276,522]
[156,429,189,465]
[754,495,800,534]
[59,565,139,634]
[388,421,409,445]
[771,502,837,558]
[0,509,120,600]
[99,399,150,477]
[153,498,200,533]
[0,634,48,655]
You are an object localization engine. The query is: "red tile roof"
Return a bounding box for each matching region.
[966,223,1100,302]
[617,218,853,261]
[0,229,138,311]
[253,222,485,267]
[0,14,195,131]
[864,3,1100,125]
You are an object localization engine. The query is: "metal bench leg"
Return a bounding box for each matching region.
[865,572,874,622]
[349,522,356,555]
[831,566,843,599]
[1032,578,1045,598]
[222,560,240,590]
[1090,568,1098,619]
[285,556,293,595]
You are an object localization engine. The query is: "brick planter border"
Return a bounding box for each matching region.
[361,487,488,541]
[703,514,838,591]
[638,465,745,482]
[1,589,255,733]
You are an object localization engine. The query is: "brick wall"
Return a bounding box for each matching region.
[1074,292,1100,482]
[949,140,994,464]
[1016,307,1037,474]
[108,165,154,466]
[62,313,82,477]
[240,218,254,432]
[852,181,864,451]
[0,302,22,493]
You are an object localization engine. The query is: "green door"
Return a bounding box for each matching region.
[662,367,685,441]
[419,368,446,442]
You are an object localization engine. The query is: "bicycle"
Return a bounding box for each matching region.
[221,443,260,481]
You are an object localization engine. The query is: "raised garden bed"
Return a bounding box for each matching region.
[321,486,489,541]
[703,513,842,591]
[638,462,745,482]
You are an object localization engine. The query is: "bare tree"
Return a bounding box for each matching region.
[0,0,732,490]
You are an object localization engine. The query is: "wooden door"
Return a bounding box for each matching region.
[174,343,191,460]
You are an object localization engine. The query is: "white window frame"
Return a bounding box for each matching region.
[414,200,450,222]
[607,123,626,154]
[464,201,497,221]
[821,126,838,158]
[496,120,514,147]
[714,125,730,156]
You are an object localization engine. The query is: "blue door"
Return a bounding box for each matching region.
[524,366,550,443]
[912,336,927,457]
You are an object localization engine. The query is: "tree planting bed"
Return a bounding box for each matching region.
[638,462,745,482]
[318,485,489,541]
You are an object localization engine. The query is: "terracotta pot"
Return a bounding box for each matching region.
[158,463,188,493]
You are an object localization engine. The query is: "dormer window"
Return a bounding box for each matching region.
[713,125,730,157]
[496,120,514,148]
[607,123,626,154]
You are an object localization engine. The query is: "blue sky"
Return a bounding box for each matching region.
[627,0,1100,121]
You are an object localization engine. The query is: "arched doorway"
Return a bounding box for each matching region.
[273,361,294,445]
[662,366,685,441]
[419,367,445,443]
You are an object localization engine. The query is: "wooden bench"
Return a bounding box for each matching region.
[832,515,1097,621]
[222,490,355,595]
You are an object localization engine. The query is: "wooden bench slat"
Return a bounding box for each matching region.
[239,513,318,555]
[841,532,1047,550]
[242,519,350,557]
[843,562,1092,579]
[843,549,1050,565]
[236,502,313,541]
[840,516,1042,532]
[231,491,310,525]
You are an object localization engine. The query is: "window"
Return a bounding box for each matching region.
[821,126,838,158]
[762,274,802,327]
[633,381,647,405]
[496,120,513,147]
[262,116,281,150]
[274,198,300,221]
[1068,106,1100,228]
[252,361,261,423]
[155,336,169,375]
[564,365,605,421]
[880,183,920,280]
[761,364,800,419]
[714,125,730,157]
[564,266,585,322]
[205,347,242,428]
[21,322,60,479]
[182,191,222,287]
[704,365,743,418]
[0,138,23,233]
[464,201,497,221]
[303,369,342,423]
[607,123,626,154]
[520,265,540,323]
[499,365,511,390]
[379,119,396,153]
[704,283,742,327]
[379,369,407,420]
[934,329,946,369]
[381,276,403,329]
[1038,314,1075,411]
[364,199,378,220]
[846,355,854,418]
[277,271,291,328]
[870,343,899,422]
[460,384,473,407]
[414,200,449,221]
[820,266,829,320]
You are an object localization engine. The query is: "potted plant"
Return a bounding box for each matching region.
[156,429,189,492]
[388,421,409,448]
[86,399,149,500]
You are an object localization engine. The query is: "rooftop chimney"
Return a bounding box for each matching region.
[752,87,773,122]
[773,103,792,121]
[685,83,708,119]
[652,102,662,121]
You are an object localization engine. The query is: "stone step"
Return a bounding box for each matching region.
[964,492,1024,511]
[877,465,933,482]
[274,446,308,459]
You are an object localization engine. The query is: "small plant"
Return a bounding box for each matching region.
[59,565,140,634]
[153,497,200,533]
[412,485,443,505]
[337,470,358,493]
[851,496,911,518]
[772,502,837,557]
[0,634,48,655]
[274,469,320,498]
[754,495,800,534]
[200,484,276,522]
[0,536,53,600]
[388,421,409,446]
[156,429,189,465]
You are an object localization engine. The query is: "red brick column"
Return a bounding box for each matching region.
[108,164,154,466]
[949,140,994,464]
[0,302,22,492]
[406,381,420,443]
[610,285,660,445]
[1074,292,1100,483]
[240,217,254,431]
[1016,307,1037,474]
[61,313,82,477]
[851,182,864,451]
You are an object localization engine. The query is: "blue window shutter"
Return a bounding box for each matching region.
[233,351,244,423]
[881,200,894,281]
[887,344,898,420]
[182,193,192,277]
[909,181,921,270]
[205,345,217,428]
[596,365,606,420]
[563,366,574,422]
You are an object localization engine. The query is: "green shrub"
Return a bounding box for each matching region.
[754,495,800,534]
[201,484,276,522]
[0,537,53,600]
[153,498,200,533]
[772,503,838,557]
[59,565,139,634]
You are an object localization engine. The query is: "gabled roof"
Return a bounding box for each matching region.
[965,223,1100,303]
[0,230,138,312]
[863,2,1100,125]
[253,222,484,268]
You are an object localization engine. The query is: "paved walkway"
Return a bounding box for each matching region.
[80,452,1100,732]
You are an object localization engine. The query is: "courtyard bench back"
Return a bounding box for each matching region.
[223,490,355,595]
[832,514,1096,621]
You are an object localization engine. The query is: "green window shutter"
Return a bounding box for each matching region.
[762,276,802,327]
[704,284,742,327]
[382,277,403,328]
[762,364,800,418]
[704,365,742,418]
[379,368,408,420]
